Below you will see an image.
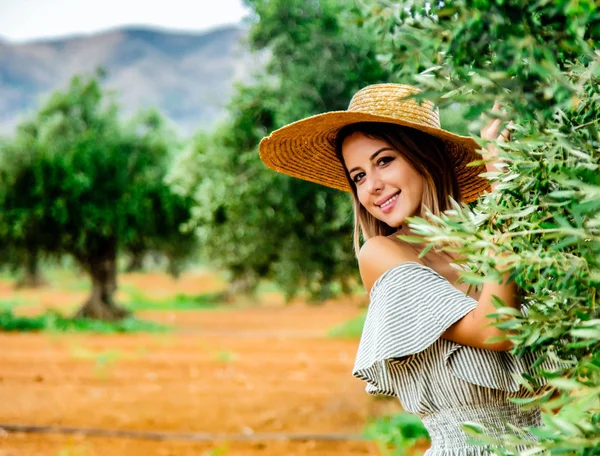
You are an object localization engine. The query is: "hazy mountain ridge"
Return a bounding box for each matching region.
[0,25,256,135]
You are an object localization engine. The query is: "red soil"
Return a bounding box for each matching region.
[0,270,408,455]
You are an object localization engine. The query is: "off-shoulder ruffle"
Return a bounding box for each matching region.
[352,262,564,397]
[444,344,565,393]
[352,262,478,396]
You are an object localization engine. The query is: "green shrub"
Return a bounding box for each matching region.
[365,413,430,456]
[327,312,366,339]
[125,291,223,311]
[0,308,169,333]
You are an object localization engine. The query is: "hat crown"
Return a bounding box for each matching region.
[348,84,441,130]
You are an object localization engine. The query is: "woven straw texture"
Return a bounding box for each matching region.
[259,84,490,203]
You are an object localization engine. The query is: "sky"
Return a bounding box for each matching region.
[0,0,251,43]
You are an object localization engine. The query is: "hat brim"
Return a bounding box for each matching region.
[259,111,490,203]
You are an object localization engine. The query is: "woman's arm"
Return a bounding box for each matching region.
[442,276,518,351]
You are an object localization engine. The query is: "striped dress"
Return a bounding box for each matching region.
[352,262,555,455]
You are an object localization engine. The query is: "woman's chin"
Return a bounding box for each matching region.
[368,208,408,229]
[386,220,403,229]
[384,213,408,229]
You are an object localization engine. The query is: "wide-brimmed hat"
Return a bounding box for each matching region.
[259,83,490,202]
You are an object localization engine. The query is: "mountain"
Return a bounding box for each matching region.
[0,25,257,136]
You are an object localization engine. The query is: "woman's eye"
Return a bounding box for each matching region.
[352,172,365,184]
[377,156,393,166]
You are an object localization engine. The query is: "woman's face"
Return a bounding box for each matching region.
[342,132,423,228]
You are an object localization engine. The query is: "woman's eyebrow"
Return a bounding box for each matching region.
[348,147,395,175]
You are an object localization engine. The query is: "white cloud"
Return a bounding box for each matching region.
[0,0,251,42]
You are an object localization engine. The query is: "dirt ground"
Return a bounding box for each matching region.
[0,269,408,456]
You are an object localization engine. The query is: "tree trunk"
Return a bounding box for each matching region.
[15,250,47,289]
[125,251,145,272]
[219,274,257,303]
[75,248,130,321]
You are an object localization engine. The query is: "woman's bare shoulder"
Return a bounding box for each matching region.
[358,236,421,293]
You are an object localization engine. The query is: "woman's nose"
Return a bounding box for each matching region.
[366,174,384,194]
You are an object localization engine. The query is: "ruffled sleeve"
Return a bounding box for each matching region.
[444,342,566,392]
[352,261,478,396]
[351,261,567,399]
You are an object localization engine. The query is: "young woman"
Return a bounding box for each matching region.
[259,84,551,454]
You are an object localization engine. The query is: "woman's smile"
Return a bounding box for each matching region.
[376,191,401,214]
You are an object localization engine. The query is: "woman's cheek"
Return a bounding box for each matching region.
[356,187,369,207]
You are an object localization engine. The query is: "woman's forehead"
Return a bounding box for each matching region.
[342,133,396,162]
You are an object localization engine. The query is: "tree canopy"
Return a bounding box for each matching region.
[0,73,197,319]
[171,0,392,299]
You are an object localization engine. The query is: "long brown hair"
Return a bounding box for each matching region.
[334,122,461,256]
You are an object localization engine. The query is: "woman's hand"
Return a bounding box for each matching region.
[480,102,512,179]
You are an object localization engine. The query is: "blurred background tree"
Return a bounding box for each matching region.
[354,0,599,452]
[170,0,392,300]
[0,73,197,320]
[0,122,52,288]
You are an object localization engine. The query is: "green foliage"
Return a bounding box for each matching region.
[357,0,600,452]
[0,299,29,311]
[2,73,191,259]
[364,413,430,456]
[171,0,391,299]
[0,72,197,318]
[0,242,27,275]
[0,308,168,333]
[71,347,124,380]
[124,291,223,311]
[214,350,237,363]
[328,312,366,339]
[361,0,599,121]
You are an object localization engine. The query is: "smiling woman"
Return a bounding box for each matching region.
[258,83,561,454]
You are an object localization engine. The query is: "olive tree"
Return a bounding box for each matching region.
[171,0,391,299]
[0,123,52,288]
[0,74,196,320]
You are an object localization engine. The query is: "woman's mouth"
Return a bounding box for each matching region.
[378,192,400,214]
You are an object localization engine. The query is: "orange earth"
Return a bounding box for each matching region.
[0,268,414,456]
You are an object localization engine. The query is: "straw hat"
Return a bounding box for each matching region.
[259,83,490,202]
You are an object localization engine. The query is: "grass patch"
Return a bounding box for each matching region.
[364,413,430,456]
[327,312,366,339]
[125,291,224,311]
[256,279,287,294]
[0,299,31,311]
[41,267,91,291]
[0,267,89,291]
[214,350,237,363]
[0,308,169,333]
[70,347,130,379]
[0,270,14,281]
